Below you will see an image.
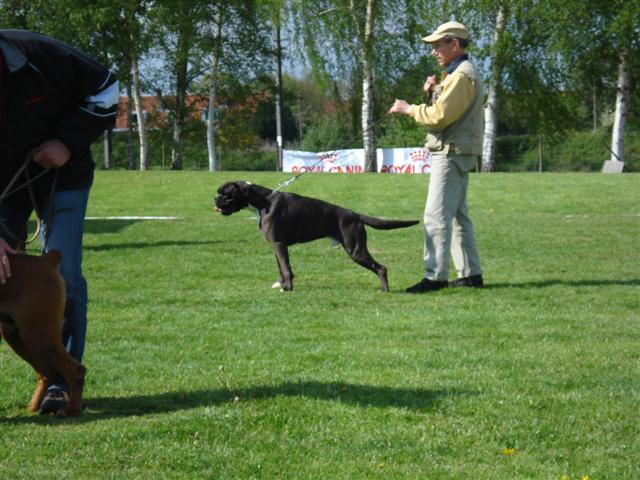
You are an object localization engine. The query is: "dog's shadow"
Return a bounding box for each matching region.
[1,380,472,425]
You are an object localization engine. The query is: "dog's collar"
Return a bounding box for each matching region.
[254,208,263,230]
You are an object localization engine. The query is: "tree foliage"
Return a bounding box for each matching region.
[0,0,637,169]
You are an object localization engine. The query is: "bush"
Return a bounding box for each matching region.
[92,130,277,171]
[379,119,640,172]
[377,116,426,148]
[217,148,278,171]
[517,130,639,172]
[92,128,640,172]
[494,135,539,171]
[299,112,360,152]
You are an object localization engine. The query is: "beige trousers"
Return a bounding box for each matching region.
[423,153,482,281]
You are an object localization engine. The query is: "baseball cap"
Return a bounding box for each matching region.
[422,21,470,43]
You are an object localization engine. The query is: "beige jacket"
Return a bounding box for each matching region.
[408,59,484,156]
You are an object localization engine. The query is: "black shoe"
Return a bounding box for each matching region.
[405,278,448,293]
[450,274,484,288]
[40,387,69,415]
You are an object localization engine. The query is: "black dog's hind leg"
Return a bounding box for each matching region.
[272,248,285,289]
[342,225,389,291]
[272,242,294,291]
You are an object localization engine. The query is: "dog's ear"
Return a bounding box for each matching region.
[236,181,254,197]
[42,250,62,268]
[237,181,271,210]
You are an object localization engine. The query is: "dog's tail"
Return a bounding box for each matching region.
[42,250,63,268]
[359,215,419,230]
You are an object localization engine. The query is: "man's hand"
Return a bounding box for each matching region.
[32,140,71,168]
[388,99,411,115]
[0,238,16,284]
[423,75,437,94]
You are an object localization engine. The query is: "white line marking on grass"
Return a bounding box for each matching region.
[85,216,181,220]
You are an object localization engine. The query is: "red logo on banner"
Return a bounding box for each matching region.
[409,149,428,162]
[292,164,323,172]
[380,148,431,174]
[320,153,338,164]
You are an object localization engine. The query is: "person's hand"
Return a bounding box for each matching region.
[388,99,411,115]
[32,140,71,168]
[0,238,16,284]
[423,75,437,94]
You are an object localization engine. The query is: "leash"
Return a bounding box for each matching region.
[603,140,623,163]
[274,113,392,191]
[0,148,57,248]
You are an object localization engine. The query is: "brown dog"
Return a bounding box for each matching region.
[0,251,85,417]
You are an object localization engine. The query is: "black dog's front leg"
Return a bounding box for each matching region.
[272,242,294,291]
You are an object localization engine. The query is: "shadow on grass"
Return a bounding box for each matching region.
[1,381,472,425]
[485,278,640,289]
[84,239,228,252]
[24,219,141,236]
[84,219,140,234]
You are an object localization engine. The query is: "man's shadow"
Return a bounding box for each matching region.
[1,380,473,425]
[485,279,640,289]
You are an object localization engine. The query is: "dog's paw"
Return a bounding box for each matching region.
[272,281,282,289]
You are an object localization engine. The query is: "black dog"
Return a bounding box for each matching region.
[214,181,418,291]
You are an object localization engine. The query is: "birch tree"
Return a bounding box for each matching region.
[292,0,429,172]
[481,3,507,172]
[451,0,545,171]
[148,0,208,170]
[550,0,639,165]
[107,1,153,171]
[273,7,285,170]
[351,0,377,172]
[610,52,630,164]
[190,1,269,172]
[130,49,149,170]
[607,4,638,165]
[122,2,150,171]
[206,8,223,172]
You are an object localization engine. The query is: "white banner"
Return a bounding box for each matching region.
[378,147,431,174]
[283,147,430,174]
[283,149,365,173]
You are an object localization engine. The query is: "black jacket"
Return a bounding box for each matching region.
[0,30,118,205]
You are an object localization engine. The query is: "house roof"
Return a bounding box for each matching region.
[115,94,209,131]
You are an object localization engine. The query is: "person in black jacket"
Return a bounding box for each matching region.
[0,30,118,414]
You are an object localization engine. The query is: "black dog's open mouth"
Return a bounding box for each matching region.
[216,207,234,216]
[214,197,237,215]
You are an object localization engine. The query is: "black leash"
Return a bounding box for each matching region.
[603,140,623,163]
[0,148,58,249]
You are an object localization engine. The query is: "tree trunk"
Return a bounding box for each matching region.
[103,129,112,169]
[171,104,184,170]
[353,0,377,173]
[274,14,284,171]
[131,54,149,171]
[171,33,189,171]
[125,82,136,170]
[207,12,222,172]
[592,83,597,133]
[481,4,507,173]
[610,51,629,163]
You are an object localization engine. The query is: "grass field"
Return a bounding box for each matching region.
[1,171,638,479]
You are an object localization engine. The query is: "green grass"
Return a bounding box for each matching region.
[1,171,638,479]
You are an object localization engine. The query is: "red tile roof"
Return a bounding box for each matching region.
[115,95,209,131]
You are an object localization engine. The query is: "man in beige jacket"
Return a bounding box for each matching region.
[389,21,484,292]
